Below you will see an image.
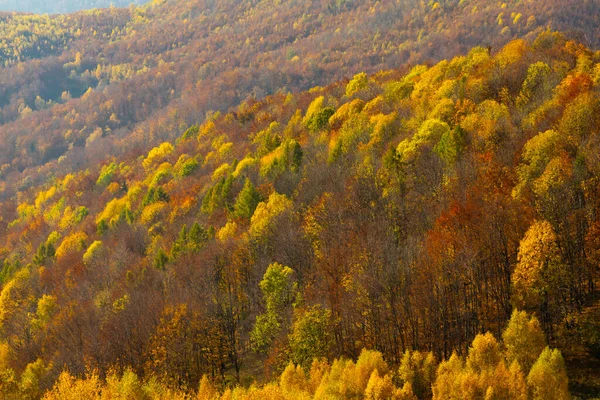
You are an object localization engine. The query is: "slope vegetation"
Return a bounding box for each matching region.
[0,31,599,397]
[0,0,599,200]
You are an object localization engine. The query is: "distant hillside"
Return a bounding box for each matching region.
[0,0,147,13]
[0,0,599,200]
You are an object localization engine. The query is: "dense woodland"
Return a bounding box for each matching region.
[0,29,598,398]
[0,0,147,14]
[0,0,599,399]
[0,0,600,201]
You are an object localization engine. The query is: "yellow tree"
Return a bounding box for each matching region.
[527,347,570,400]
[512,220,566,319]
[502,310,546,374]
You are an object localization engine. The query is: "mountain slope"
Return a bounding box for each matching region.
[0,0,599,200]
[0,31,599,397]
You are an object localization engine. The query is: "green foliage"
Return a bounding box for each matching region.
[0,259,20,285]
[174,154,199,177]
[154,249,169,271]
[346,72,369,97]
[250,313,281,354]
[328,113,372,162]
[180,125,199,141]
[384,80,414,103]
[253,122,282,156]
[201,175,234,215]
[96,162,118,187]
[73,206,89,224]
[260,263,295,314]
[149,163,173,188]
[303,96,328,130]
[179,158,199,177]
[514,129,561,197]
[435,125,467,164]
[559,93,600,139]
[170,225,188,258]
[189,222,209,251]
[289,140,304,173]
[33,242,55,266]
[398,118,450,163]
[517,61,552,107]
[20,359,51,400]
[234,179,261,220]
[289,306,332,369]
[251,263,294,353]
[260,139,304,178]
[306,107,335,132]
[34,295,57,329]
[142,186,170,206]
[96,219,109,236]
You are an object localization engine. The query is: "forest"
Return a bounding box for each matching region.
[0,0,599,399]
[0,0,599,202]
[0,30,598,398]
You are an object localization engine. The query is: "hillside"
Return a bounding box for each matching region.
[0,0,599,202]
[0,0,147,14]
[0,30,599,398]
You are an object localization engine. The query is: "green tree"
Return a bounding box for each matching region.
[289,305,332,368]
[154,249,169,271]
[233,179,261,220]
[250,263,295,353]
[289,140,304,173]
[189,222,209,252]
[346,72,369,97]
[96,219,109,236]
[20,359,51,399]
[306,107,335,132]
[260,263,295,313]
[171,225,188,258]
[32,243,54,266]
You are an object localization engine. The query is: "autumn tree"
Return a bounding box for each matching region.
[502,310,546,373]
[527,347,570,400]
